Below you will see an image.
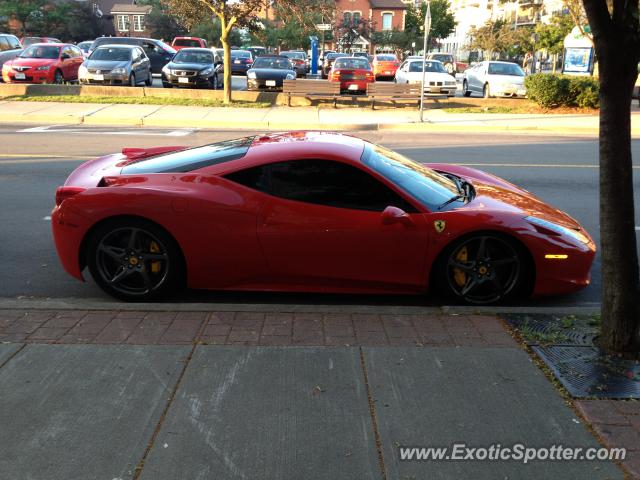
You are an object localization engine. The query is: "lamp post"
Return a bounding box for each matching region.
[419,0,432,122]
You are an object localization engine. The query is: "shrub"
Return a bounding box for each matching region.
[525,73,599,109]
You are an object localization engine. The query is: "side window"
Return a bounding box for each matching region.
[8,36,21,50]
[61,47,72,58]
[0,37,9,52]
[71,46,82,57]
[226,160,417,212]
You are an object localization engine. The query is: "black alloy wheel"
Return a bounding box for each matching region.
[440,235,524,304]
[87,219,184,301]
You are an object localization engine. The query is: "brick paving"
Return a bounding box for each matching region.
[575,400,640,479]
[0,309,516,348]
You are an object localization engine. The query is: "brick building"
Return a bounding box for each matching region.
[110,3,152,38]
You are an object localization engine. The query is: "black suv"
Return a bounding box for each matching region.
[0,34,22,80]
[89,37,176,73]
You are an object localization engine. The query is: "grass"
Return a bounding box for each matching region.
[6,95,271,108]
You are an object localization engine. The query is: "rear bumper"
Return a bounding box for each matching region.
[338,80,370,93]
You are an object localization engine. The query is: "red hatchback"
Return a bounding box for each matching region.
[372,53,400,79]
[2,43,84,84]
[329,57,374,93]
[51,132,595,304]
[171,36,208,51]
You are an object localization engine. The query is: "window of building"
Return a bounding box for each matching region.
[133,15,144,31]
[117,15,129,32]
[381,12,393,30]
[353,12,361,24]
[343,11,352,26]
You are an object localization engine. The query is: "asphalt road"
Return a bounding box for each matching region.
[1,124,638,308]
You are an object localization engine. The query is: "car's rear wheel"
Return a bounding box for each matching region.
[435,234,526,304]
[86,219,184,302]
[462,80,471,97]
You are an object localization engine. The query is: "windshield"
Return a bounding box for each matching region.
[408,60,446,73]
[488,63,525,76]
[77,42,92,52]
[90,47,131,61]
[362,144,459,211]
[232,50,251,58]
[429,54,452,62]
[253,57,292,69]
[282,52,304,59]
[174,39,202,47]
[19,45,60,59]
[122,137,254,174]
[334,58,371,70]
[327,53,346,60]
[173,50,213,64]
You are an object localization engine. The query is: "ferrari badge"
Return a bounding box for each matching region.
[434,220,446,233]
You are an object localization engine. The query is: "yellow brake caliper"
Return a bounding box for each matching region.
[150,241,161,274]
[453,246,468,287]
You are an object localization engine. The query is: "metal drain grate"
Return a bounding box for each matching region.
[533,345,640,399]
[504,314,598,346]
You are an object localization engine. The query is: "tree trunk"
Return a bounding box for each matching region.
[220,18,232,105]
[597,43,640,352]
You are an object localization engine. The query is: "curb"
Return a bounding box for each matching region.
[0,297,601,315]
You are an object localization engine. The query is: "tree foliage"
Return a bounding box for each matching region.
[404,0,456,51]
[467,19,512,58]
[138,0,187,41]
[535,13,574,55]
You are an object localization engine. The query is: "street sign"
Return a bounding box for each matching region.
[316,24,332,31]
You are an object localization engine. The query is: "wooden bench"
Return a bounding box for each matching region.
[283,79,341,107]
[366,83,449,109]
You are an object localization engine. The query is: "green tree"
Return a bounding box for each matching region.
[535,13,574,72]
[404,0,456,52]
[467,19,512,59]
[582,0,640,352]
[0,0,47,36]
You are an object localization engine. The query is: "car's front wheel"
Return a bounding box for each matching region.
[462,80,471,97]
[435,234,527,304]
[86,218,184,302]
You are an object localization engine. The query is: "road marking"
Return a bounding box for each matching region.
[17,125,197,137]
[43,216,51,221]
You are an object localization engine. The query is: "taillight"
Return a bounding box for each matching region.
[55,186,86,206]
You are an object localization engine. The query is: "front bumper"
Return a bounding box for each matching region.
[492,85,527,97]
[51,205,88,282]
[2,69,54,83]
[247,78,285,91]
[162,73,213,88]
[79,71,130,85]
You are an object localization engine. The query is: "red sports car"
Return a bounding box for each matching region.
[2,43,84,84]
[52,132,595,304]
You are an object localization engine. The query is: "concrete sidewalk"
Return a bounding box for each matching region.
[0,309,632,479]
[0,100,635,135]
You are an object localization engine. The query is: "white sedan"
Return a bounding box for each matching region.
[394,59,457,97]
[462,61,527,98]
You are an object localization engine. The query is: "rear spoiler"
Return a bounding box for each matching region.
[116,146,187,166]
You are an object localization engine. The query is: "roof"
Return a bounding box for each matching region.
[370,0,407,8]
[110,3,152,13]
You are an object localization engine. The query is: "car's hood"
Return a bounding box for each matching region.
[166,62,211,71]
[248,68,295,79]
[428,163,581,229]
[8,57,56,68]
[488,74,525,85]
[84,59,129,70]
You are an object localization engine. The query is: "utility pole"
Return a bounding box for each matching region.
[419,0,432,122]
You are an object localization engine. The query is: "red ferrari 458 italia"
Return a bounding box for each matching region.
[52,132,595,304]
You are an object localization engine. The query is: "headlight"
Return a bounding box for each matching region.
[286,73,295,80]
[247,71,256,79]
[111,67,127,75]
[199,68,213,76]
[525,216,591,244]
[162,65,170,74]
[445,81,456,86]
[35,65,50,71]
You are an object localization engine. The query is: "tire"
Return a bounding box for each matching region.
[145,72,152,86]
[432,233,528,305]
[86,218,185,302]
[210,74,218,89]
[162,82,172,88]
[483,83,490,99]
[462,80,471,97]
[129,73,136,87]
[53,70,64,84]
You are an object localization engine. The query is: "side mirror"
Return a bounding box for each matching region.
[381,206,412,226]
[61,53,70,60]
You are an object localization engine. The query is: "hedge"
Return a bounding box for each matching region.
[525,73,599,109]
